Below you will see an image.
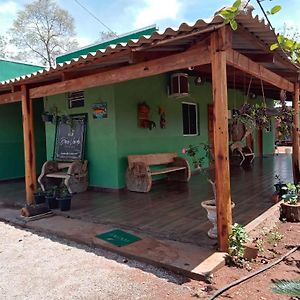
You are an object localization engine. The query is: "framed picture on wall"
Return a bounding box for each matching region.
[92,102,108,119]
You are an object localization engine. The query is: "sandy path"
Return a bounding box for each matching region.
[0,222,196,300]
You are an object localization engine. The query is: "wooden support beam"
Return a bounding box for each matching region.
[292,83,300,183]
[30,43,211,99]
[211,27,232,252]
[0,91,22,105]
[226,48,294,92]
[21,85,37,204]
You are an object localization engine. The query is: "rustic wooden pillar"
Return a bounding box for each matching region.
[292,82,300,183]
[211,27,232,252]
[21,85,37,204]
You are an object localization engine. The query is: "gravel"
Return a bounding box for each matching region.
[0,222,197,300]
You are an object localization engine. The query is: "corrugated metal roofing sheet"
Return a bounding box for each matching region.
[0,10,298,88]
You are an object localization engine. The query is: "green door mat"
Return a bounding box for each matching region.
[95,229,141,247]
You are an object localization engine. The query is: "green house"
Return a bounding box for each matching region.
[0,12,295,193]
[0,58,46,180]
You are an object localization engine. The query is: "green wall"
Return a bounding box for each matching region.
[44,85,119,188]
[44,75,275,189]
[0,100,46,180]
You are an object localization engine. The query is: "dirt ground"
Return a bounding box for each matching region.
[0,222,198,300]
[209,222,300,300]
[0,220,299,300]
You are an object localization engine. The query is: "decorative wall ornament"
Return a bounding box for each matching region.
[92,102,108,119]
[137,102,156,130]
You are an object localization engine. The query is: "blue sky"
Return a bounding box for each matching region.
[0,0,299,47]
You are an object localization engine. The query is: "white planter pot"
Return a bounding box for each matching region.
[201,200,235,239]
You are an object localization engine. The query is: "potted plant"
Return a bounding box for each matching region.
[56,185,72,211]
[274,174,287,197]
[42,106,59,123]
[33,187,46,204]
[45,186,59,209]
[280,183,300,222]
[201,179,235,239]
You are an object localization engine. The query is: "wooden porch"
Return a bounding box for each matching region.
[0,155,292,247]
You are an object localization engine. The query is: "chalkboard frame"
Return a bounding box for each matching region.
[53,114,87,162]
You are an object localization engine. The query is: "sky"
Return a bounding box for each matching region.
[0,0,299,48]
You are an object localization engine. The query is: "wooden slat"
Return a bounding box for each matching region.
[0,91,22,105]
[46,172,68,179]
[226,48,294,92]
[292,82,300,183]
[211,28,232,252]
[150,166,186,176]
[30,43,211,98]
[128,153,177,166]
[21,85,37,204]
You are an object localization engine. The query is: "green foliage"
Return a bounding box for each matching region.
[281,182,300,205]
[255,238,265,252]
[272,280,300,297]
[271,34,300,64]
[9,0,78,66]
[229,223,247,259]
[267,5,282,15]
[267,230,283,245]
[218,0,241,30]
[182,143,211,169]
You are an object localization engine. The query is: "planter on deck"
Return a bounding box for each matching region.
[201,200,235,239]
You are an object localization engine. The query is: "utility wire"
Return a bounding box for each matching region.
[73,0,118,36]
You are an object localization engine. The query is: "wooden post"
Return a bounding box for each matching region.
[21,85,37,204]
[292,82,300,183]
[211,27,232,252]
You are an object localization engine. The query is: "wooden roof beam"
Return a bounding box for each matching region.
[30,43,211,99]
[0,91,22,105]
[236,25,298,72]
[226,48,294,92]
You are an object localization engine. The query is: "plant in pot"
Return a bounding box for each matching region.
[33,187,46,205]
[201,179,236,239]
[56,185,72,211]
[42,106,59,123]
[45,186,59,209]
[280,183,300,222]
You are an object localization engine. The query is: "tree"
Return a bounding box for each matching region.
[0,35,7,57]
[9,0,78,67]
[99,31,118,42]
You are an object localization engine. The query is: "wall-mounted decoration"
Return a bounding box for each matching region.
[158,106,166,129]
[92,102,108,119]
[137,102,156,130]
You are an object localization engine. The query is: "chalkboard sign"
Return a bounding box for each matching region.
[54,114,87,161]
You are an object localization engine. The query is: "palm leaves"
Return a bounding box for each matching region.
[272,279,300,297]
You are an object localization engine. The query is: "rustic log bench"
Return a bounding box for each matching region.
[38,160,88,194]
[126,153,191,193]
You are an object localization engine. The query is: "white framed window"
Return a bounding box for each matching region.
[182,102,198,136]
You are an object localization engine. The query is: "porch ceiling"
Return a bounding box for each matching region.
[0,10,298,96]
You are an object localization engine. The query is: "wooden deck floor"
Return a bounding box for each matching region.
[0,155,293,247]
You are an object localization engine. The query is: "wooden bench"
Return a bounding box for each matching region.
[126,153,191,193]
[38,160,88,194]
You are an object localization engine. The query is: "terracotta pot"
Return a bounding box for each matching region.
[201,200,235,239]
[244,243,259,260]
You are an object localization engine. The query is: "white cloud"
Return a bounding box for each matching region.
[134,0,182,28]
[0,1,18,14]
[77,36,93,47]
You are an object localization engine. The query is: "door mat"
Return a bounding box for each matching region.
[95,229,141,247]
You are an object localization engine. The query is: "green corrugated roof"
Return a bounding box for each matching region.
[0,59,44,81]
[56,25,158,64]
